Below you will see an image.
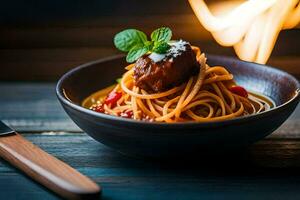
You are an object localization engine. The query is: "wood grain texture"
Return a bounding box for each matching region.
[0,83,299,135]
[0,0,299,198]
[0,79,298,199]
[0,30,299,81]
[0,133,100,200]
[0,83,80,132]
[0,0,299,81]
[1,133,300,200]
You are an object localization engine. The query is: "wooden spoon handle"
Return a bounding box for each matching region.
[0,133,101,200]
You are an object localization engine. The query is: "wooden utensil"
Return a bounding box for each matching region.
[0,120,101,200]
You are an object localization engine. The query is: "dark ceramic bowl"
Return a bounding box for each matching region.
[56,55,300,158]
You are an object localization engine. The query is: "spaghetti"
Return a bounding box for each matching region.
[82,46,274,122]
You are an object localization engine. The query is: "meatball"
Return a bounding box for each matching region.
[133,42,200,93]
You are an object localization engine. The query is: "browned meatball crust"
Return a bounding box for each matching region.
[133,43,199,93]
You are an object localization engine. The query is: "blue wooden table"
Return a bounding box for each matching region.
[0,82,300,200]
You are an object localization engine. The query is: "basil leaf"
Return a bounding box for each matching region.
[116,78,122,83]
[144,41,154,50]
[151,27,172,43]
[126,45,149,63]
[152,42,171,54]
[114,29,147,52]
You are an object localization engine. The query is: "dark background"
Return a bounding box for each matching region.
[1,0,299,81]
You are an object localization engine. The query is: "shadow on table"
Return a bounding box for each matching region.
[96,143,300,200]
[94,140,300,173]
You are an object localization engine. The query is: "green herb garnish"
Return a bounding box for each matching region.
[116,78,122,84]
[151,27,172,43]
[114,27,172,63]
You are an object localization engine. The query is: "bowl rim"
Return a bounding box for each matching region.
[56,54,300,128]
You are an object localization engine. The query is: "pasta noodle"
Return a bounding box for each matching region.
[82,46,274,122]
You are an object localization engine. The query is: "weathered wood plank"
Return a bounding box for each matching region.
[0,0,193,25]
[14,133,300,168]
[1,25,299,55]
[1,51,299,81]
[1,133,300,199]
[0,83,80,132]
[0,82,299,199]
[0,0,299,81]
[0,42,299,81]
[0,83,299,137]
[268,57,300,78]
[0,15,210,49]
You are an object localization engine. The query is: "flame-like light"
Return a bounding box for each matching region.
[189,0,300,64]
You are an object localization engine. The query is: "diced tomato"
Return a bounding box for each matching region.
[229,86,248,98]
[104,91,122,107]
[120,110,133,118]
[125,110,133,118]
[91,104,105,113]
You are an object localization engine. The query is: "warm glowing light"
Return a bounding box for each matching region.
[189,0,300,64]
